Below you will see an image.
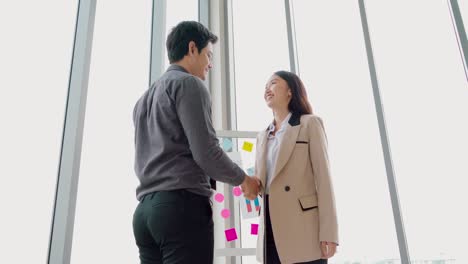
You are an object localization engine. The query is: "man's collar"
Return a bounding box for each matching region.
[167,64,189,74]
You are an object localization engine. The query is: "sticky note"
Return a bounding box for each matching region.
[221,138,233,152]
[233,186,242,197]
[251,224,259,235]
[214,193,224,203]
[241,196,261,219]
[225,228,238,242]
[246,167,255,176]
[221,209,231,218]
[242,141,254,152]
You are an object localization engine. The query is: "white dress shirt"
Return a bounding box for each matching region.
[264,112,292,194]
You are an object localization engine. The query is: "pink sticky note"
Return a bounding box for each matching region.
[221,209,231,218]
[214,193,224,203]
[233,186,242,197]
[225,228,238,242]
[251,224,259,235]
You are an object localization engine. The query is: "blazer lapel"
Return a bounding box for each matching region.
[271,114,302,182]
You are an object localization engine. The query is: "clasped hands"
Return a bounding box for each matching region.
[240,175,261,200]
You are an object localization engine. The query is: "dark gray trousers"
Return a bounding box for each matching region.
[133,190,214,264]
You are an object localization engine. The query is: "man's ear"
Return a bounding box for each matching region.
[188,41,197,55]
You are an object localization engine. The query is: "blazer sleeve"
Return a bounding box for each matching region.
[308,116,339,244]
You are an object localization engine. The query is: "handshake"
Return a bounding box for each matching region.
[240,174,262,200]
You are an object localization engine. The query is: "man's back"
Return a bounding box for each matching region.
[131,21,261,264]
[133,65,245,200]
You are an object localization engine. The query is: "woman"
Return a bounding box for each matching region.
[255,71,339,264]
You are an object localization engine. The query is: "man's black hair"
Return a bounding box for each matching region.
[166,21,218,63]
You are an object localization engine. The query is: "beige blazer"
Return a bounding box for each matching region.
[255,114,339,264]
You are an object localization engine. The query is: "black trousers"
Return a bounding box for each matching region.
[265,195,327,264]
[133,190,214,264]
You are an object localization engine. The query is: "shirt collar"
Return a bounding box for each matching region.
[267,112,292,136]
[167,64,189,74]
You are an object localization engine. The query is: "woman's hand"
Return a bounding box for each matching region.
[320,241,337,258]
[254,176,263,194]
[241,175,261,200]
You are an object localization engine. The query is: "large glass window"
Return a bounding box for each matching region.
[70,1,152,263]
[455,0,468,78]
[231,0,290,263]
[366,1,468,262]
[0,1,77,263]
[163,0,199,70]
[232,0,290,132]
[458,0,468,23]
[293,1,401,263]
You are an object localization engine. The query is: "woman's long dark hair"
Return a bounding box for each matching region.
[274,71,313,116]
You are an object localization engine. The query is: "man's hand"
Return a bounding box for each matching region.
[320,241,337,258]
[240,175,261,200]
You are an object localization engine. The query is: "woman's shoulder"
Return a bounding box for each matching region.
[300,114,324,125]
[300,114,328,141]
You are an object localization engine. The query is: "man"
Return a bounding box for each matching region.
[132,21,260,264]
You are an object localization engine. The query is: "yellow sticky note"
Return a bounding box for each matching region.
[242,141,254,152]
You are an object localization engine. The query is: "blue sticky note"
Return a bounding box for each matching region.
[221,138,233,152]
[247,167,255,176]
